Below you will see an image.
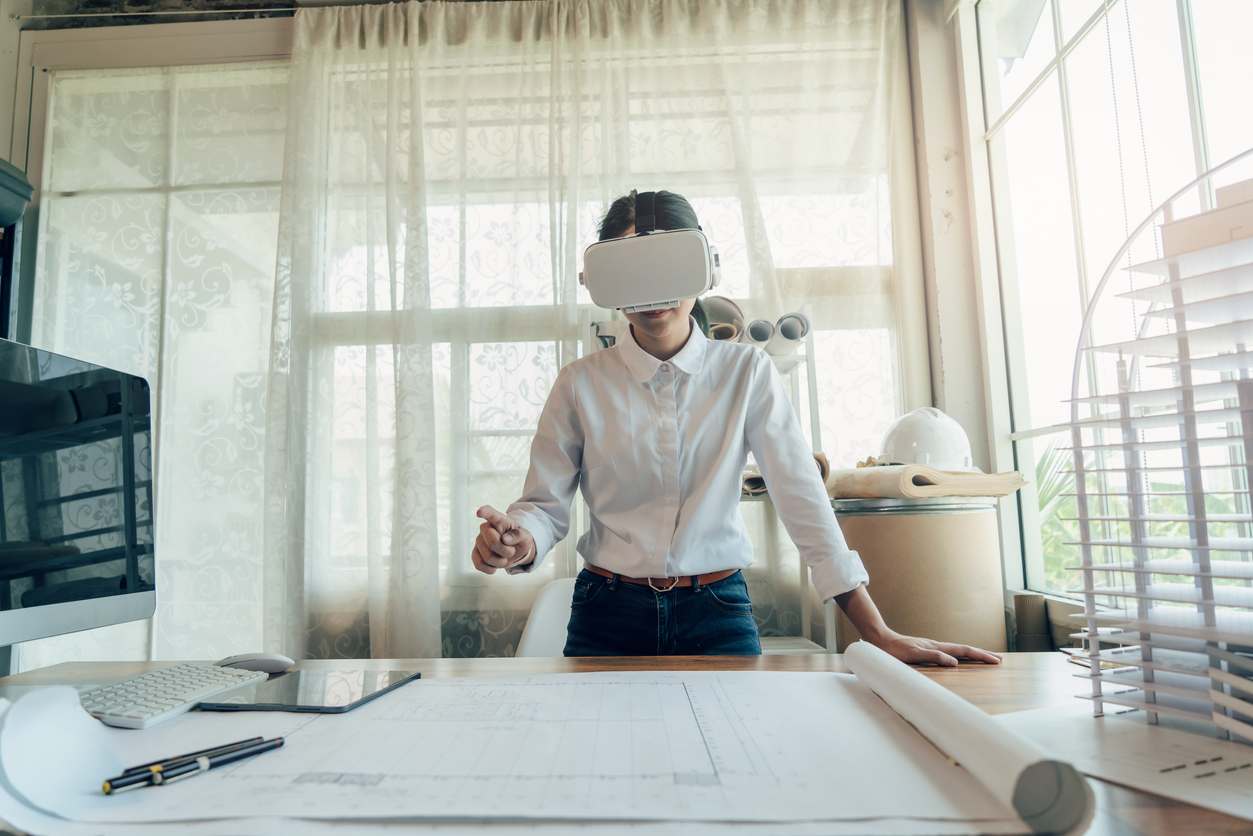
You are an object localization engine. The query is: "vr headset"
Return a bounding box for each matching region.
[578,191,721,313]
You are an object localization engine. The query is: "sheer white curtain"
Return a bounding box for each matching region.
[18,0,902,667]
[267,0,901,660]
[22,62,289,669]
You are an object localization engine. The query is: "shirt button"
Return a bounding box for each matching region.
[661,364,670,371]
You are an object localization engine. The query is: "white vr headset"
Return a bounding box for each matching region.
[578,191,721,313]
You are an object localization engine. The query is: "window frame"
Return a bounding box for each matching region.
[11,14,934,640]
[10,18,295,346]
[963,0,1219,597]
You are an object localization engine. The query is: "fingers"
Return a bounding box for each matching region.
[476,505,515,533]
[945,644,1003,665]
[479,521,518,561]
[918,649,959,667]
[471,538,496,575]
[471,509,535,574]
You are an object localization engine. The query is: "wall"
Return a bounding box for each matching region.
[0,0,32,163]
[903,0,1023,590]
[0,0,291,164]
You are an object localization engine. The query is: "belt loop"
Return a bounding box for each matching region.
[608,573,618,591]
[691,574,701,592]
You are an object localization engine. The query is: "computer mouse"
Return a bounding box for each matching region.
[216,652,295,674]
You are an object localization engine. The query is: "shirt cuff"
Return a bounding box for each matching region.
[810,550,870,603]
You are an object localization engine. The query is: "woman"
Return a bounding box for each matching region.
[472,190,1000,664]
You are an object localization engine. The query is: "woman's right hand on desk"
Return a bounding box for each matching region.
[472,506,536,575]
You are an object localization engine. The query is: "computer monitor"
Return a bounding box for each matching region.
[0,337,155,646]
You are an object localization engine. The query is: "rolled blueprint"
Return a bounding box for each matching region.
[743,319,774,347]
[703,296,744,342]
[764,312,810,356]
[826,464,1027,499]
[845,642,1094,835]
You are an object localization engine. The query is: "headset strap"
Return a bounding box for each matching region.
[635,191,656,233]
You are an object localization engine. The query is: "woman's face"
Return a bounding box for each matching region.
[616,224,698,342]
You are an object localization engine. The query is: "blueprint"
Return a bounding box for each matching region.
[4,671,1028,831]
[997,700,1253,822]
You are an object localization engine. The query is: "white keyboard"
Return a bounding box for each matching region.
[78,663,269,729]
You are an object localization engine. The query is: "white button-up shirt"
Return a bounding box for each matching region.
[506,320,868,602]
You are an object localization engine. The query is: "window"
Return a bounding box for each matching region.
[24,61,288,667]
[16,11,917,663]
[977,0,1253,594]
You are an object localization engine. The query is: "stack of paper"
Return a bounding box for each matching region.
[0,645,1090,835]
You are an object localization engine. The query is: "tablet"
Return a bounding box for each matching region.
[197,669,420,714]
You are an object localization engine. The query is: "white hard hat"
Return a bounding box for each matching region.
[878,408,978,472]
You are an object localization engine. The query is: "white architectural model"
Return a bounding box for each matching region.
[1070,158,1253,743]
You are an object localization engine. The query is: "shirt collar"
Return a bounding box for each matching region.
[618,316,708,382]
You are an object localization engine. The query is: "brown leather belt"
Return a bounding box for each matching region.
[584,563,739,592]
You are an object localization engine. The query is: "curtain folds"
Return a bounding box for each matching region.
[266,0,900,660]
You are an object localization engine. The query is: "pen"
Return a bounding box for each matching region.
[157,737,284,786]
[102,737,278,794]
[121,736,265,776]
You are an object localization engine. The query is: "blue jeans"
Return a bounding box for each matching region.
[563,568,762,656]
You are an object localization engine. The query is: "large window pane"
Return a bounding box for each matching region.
[998,75,1079,432]
[987,0,1056,116]
[1192,0,1253,186]
[1067,0,1195,295]
[1057,0,1103,45]
[990,72,1082,594]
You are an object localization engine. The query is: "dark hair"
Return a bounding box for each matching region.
[597,189,711,338]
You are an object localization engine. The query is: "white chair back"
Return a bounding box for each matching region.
[514,577,577,657]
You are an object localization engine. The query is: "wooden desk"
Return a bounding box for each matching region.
[1,653,1246,836]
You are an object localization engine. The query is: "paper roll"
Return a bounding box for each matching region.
[764,312,810,355]
[743,319,774,347]
[742,452,829,496]
[703,296,745,342]
[845,642,1094,835]
[742,465,767,496]
[826,464,1027,499]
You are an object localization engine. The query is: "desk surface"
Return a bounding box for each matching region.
[1,653,1246,836]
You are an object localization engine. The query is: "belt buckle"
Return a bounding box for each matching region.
[648,576,679,593]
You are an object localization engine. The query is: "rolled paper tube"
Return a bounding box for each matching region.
[813,451,829,483]
[709,322,739,341]
[742,454,826,497]
[743,319,774,347]
[741,466,768,495]
[765,312,811,355]
[702,295,745,339]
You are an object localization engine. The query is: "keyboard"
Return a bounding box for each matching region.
[78,663,269,729]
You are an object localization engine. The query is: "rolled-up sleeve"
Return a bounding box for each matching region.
[743,350,869,601]
[506,367,582,572]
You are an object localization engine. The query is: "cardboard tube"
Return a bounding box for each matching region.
[833,507,1007,652]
